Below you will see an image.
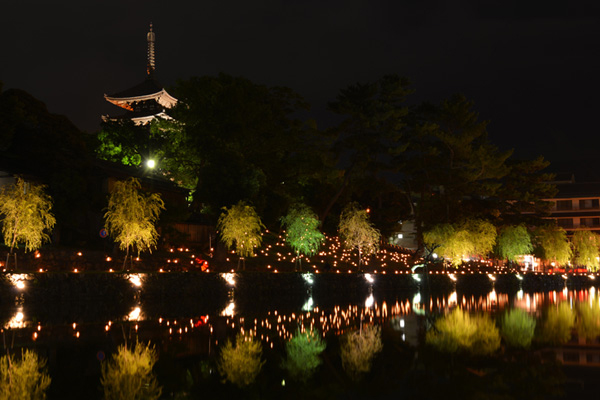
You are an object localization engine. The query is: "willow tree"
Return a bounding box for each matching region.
[339,202,380,268]
[0,177,55,269]
[217,201,264,270]
[423,218,496,267]
[496,225,533,263]
[281,204,324,271]
[533,224,571,268]
[104,178,164,269]
[571,231,600,271]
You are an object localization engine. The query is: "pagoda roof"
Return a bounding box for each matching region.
[104,77,177,110]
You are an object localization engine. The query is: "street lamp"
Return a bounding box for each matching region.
[146,159,156,169]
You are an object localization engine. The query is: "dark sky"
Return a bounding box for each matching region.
[2,0,599,165]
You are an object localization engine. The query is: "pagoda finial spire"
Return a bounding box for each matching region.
[146,23,156,77]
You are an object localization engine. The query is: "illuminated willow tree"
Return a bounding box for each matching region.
[339,202,380,268]
[217,201,264,270]
[0,349,51,400]
[533,224,571,267]
[281,204,324,271]
[104,178,164,269]
[496,225,533,263]
[101,342,162,400]
[0,177,55,269]
[571,231,600,271]
[423,219,496,267]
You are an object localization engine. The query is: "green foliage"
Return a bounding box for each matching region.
[427,308,500,356]
[497,225,533,262]
[0,177,56,253]
[539,302,574,345]
[339,202,380,264]
[577,301,600,341]
[322,75,411,223]
[166,74,316,222]
[218,334,264,387]
[423,218,496,267]
[400,95,512,245]
[340,325,383,380]
[281,204,324,259]
[501,309,536,349]
[104,178,165,257]
[281,329,326,383]
[217,201,264,259]
[0,349,51,400]
[533,225,572,266]
[571,231,600,270]
[101,341,162,400]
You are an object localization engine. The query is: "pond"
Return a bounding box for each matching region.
[1,271,599,399]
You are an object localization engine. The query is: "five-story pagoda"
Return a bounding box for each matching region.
[104,23,177,124]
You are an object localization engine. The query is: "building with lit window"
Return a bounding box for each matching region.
[545,173,600,235]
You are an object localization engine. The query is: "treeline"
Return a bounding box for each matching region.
[96,74,555,247]
[0,75,558,257]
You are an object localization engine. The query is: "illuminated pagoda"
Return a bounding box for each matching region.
[104,23,177,124]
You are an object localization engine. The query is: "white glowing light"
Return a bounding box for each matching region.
[364,273,374,284]
[5,309,26,329]
[9,274,30,290]
[128,274,143,287]
[301,272,314,285]
[221,273,236,286]
[302,296,314,312]
[128,307,141,321]
[147,159,156,168]
[365,293,374,308]
[412,292,421,305]
[221,301,235,317]
[487,274,496,281]
[448,273,457,281]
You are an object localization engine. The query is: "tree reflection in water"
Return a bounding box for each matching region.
[2,273,600,398]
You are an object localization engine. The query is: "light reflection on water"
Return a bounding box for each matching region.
[3,274,600,399]
[2,285,598,350]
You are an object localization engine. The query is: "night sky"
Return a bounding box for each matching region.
[2,0,599,166]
